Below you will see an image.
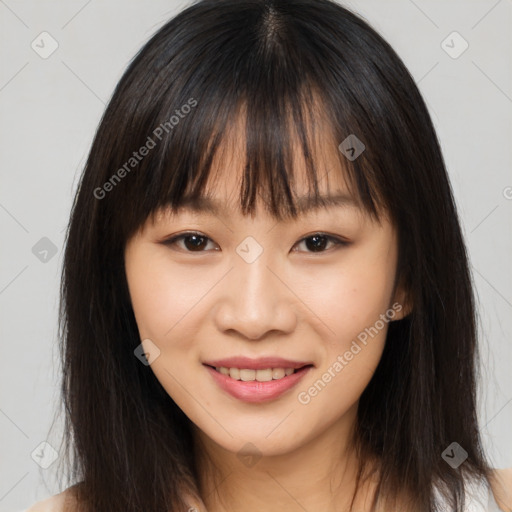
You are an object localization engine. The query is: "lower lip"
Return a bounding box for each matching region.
[204,365,312,403]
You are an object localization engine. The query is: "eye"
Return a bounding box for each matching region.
[293,233,348,253]
[161,231,348,254]
[162,232,218,252]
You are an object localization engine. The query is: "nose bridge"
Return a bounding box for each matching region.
[213,239,296,339]
[236,248,276,309]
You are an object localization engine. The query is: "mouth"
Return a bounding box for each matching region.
[205,364,313,382]
[202,360,314,403]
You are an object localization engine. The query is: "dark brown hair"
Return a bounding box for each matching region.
[56,0,492,510]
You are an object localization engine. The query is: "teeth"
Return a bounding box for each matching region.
[229,367,240,380]
[214,366,299,381]
[272,368,285,379]
[240,369,256,381]
[255,368,273,381]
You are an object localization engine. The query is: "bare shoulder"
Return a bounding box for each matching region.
[489,468,512,511]
[25,486,79,512]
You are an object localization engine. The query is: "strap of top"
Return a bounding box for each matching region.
[434,476,502,511]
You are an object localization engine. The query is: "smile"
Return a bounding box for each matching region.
[213,366,298,381]
[203,363,313,403]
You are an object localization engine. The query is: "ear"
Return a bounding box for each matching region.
[390,276,413,321]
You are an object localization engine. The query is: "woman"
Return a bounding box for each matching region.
[23,0,511,510]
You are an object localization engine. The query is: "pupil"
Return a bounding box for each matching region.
[306,235,327,252]
[185,235,207,251]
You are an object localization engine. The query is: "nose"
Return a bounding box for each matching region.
[213,252,298,340]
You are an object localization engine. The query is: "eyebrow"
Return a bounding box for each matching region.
[173,193,360,216]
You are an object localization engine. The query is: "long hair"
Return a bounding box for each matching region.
[57,0,492,510]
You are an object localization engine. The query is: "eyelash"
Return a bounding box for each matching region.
[161,231,349,254]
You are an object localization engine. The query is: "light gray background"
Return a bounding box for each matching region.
[0,1,511,510]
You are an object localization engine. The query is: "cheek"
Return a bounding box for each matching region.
[125,247,217,344]
[125,249,214,411]
[303,245,396,342]
[295,240,396,398]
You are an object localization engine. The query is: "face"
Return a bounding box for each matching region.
[124,133,407,460]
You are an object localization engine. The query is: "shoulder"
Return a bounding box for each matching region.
[489,468,512,511]
[24,486,78,512]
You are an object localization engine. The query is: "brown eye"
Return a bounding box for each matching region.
[305,234,328,252]
[162,232,217,252]
[182,234,209,251]
[294,233,347,253]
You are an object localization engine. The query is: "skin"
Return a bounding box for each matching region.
[24,109,512,512]
[31,471,512,512]
[123,125,413,511]
[28,129,512,512]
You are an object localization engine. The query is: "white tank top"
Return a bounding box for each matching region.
[433,477,502,511]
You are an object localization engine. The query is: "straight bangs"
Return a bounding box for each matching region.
[89,1,423,248]
[139,86,387,231]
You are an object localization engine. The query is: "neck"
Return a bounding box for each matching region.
[192,404,378,512]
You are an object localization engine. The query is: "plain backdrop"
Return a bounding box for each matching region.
[0,1,511,510]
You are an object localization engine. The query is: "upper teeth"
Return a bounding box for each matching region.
[216,367,295,381]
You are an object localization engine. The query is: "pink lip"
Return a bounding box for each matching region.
[204,364,313,403]
[203,356,312,370]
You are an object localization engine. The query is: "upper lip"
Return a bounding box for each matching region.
[203,357,313,370]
